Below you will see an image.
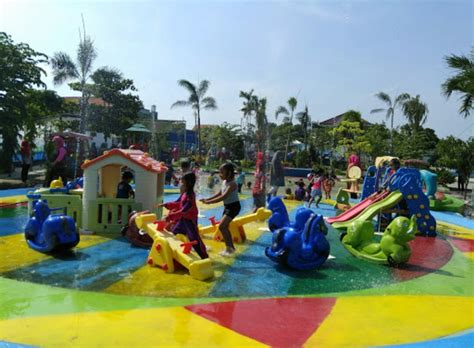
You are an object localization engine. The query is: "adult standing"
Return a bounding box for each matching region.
[45,136,68,187]
[268,150,285,199]
[20,137,32,184]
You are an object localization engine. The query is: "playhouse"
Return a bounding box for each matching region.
[28,149,167,233]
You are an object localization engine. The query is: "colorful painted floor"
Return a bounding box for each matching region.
[0,191,473,347]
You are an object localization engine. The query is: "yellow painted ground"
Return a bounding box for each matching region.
[105,220,270,297]
[0,306,267,348]
[306,295,474,348]
[0,195,27,206]
[0,233,111,273]
[437,221,474,240]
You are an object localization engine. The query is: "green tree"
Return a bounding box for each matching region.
[50,25,97,133]
[87,67,143,139]
[0,32,49,171]
[239,89,257,159]
[275,97,298,159]
[171,79,217,155]
[296,105,311,151]
[401,95,429,133]
[255,97,269,152]
[436,136,473,194]
[370,92,410,151]
[329,120,370,155]
[363,123,391,160]
[442,50,474,118]
[393,126,439,161]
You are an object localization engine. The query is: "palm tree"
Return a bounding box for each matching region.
[275,97,298,160]
[296,105,311,151]
[370,92,410,152]
[442,50,474,118]
[402,95,429,133]
[239,89,257,159]
[171,79,217,155]
[255,97,268,152]
[50,26,97,133]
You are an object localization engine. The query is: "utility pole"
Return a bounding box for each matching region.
[151,105,157,156]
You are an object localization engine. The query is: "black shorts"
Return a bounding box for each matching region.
[223,201,241,219]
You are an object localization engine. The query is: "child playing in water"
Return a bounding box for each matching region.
[157,172,208,259]
[295,180,306,201]
[308,171,323,208]
[322,170,337,199]
[284,188,295,200]
[236,169,245,193]
[200,163,240,256]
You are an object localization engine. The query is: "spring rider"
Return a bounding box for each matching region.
[25,199,80,253]
[265,197,330,270]
[341,216,417,265]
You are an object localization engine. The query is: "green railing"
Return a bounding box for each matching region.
[87,198,142,233]
[28,192,83,228]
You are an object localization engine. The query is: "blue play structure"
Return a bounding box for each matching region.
[361,165,391,200]
[49,177,84,194]
[419,170,437,198]
[387,168,436,236]
[24,199,80,253]
[266,197,330,270]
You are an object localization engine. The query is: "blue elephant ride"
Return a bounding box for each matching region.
[25,198,80,253]
[266,197,330,270]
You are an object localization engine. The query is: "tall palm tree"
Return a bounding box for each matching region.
[442,50,474,118]
[296,105,311,151]
[171,79,217,155]
[402,95,429,133]
[255,97,268,152]
[50,26,97,133]
[275,97,298,160]
[370,92,410,152]
[239,89,258,159]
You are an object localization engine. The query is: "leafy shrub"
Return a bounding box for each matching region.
[240,159,254,169]
[294,150,311,168]
[434,168,455,186]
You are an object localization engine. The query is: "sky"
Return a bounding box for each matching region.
[1,0,473,139]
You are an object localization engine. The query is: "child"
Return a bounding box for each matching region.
[382,158,401,189]
[200,163,240,256]
[308,171,322,208]
[246,181,252,191]
[158,173,208,259]
[295,180,306,201]
[116,171,135,199]
[252,163,266,212]
[236,169,245,193]
[207,171,217,189]
[323,170,337,199]
[284,188,294,200]
[181,160,192,176]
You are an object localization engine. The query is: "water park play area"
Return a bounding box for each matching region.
[0,152,473,347]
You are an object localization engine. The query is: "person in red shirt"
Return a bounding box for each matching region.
[20,137,31,184]
[158,172,208,259]
[308,170,323,208]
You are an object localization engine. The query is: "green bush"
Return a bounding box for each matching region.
[240,159,254,169]
[295,150,310,168]
[434,168,455,186]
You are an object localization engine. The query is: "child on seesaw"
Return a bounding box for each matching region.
[200,163,240,257]
[157,172,208,259]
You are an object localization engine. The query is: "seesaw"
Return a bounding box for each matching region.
[199,208,272,243]
[135,214,214,281]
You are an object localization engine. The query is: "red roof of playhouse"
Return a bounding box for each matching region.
[81,149,168,173]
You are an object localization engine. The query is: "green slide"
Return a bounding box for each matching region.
[332,191,404,230]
